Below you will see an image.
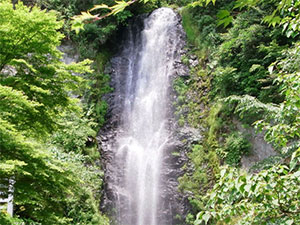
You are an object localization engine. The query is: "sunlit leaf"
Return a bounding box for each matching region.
[90,4,110,11]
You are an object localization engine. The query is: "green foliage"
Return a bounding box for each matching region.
[185,213,195,224]
[249,155,283,172]
[38,0,129,61]
[211,9,286,102]
[178,143,220,213]
[51,112,97,154]
[206,103,224,147]
[178,1,300,224]
[71,0,138,33]
[0,214,36,225]
[49,148,109,225]
[224,132,251,166]
[173,66,211,128]
[181,7,201,47]
[194,0,300,39]
[75,23,117,59]
[37,0,91,18]
[223,42,300,149]
[211,66,238,98]
[0,121,76,224]
[0,1,92,137]
[223,95,279,124]
[216,9,233,27]
[196,153,300,224]
[194,41,300,225]
[83,50,113,128]
[36,0,96,37]
[174,77,189,96]
[255,47,300,149]
[173,77,189,126]
[0,2,63,70]
[181,6,221,60]
[2,0,299,224]
[0,1,109,224]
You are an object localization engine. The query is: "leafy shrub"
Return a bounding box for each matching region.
[224,131,251,166]
[51,112,97,154]
[196,151,300,224]
[178,144,219,213]
[211,10,286,102]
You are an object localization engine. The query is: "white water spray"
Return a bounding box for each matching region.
[108,8,181,225]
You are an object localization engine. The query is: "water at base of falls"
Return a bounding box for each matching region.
[102,8,184,225]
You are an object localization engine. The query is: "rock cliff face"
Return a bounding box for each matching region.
[98,8,191,225]
[234,120,277,170]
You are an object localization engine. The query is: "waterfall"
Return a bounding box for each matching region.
[100,7,186,225]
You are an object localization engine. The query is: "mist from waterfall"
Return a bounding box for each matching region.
[107,8,181,225]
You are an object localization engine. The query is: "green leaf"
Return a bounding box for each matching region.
[89,4,110,11]
[249,64,262,72]
[111,1,129,15]
[217,16,233,28]
[217,10,230,19]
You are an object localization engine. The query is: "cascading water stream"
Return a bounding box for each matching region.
[101,7,185,225]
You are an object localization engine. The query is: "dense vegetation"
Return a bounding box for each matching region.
[0,0,111,224]
[174,0,300,224]
[1,0,300,224]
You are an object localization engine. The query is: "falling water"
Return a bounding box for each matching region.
[102,8,184,225]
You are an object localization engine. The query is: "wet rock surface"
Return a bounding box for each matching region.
[58,41,79,64]
[234,120,277,170]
